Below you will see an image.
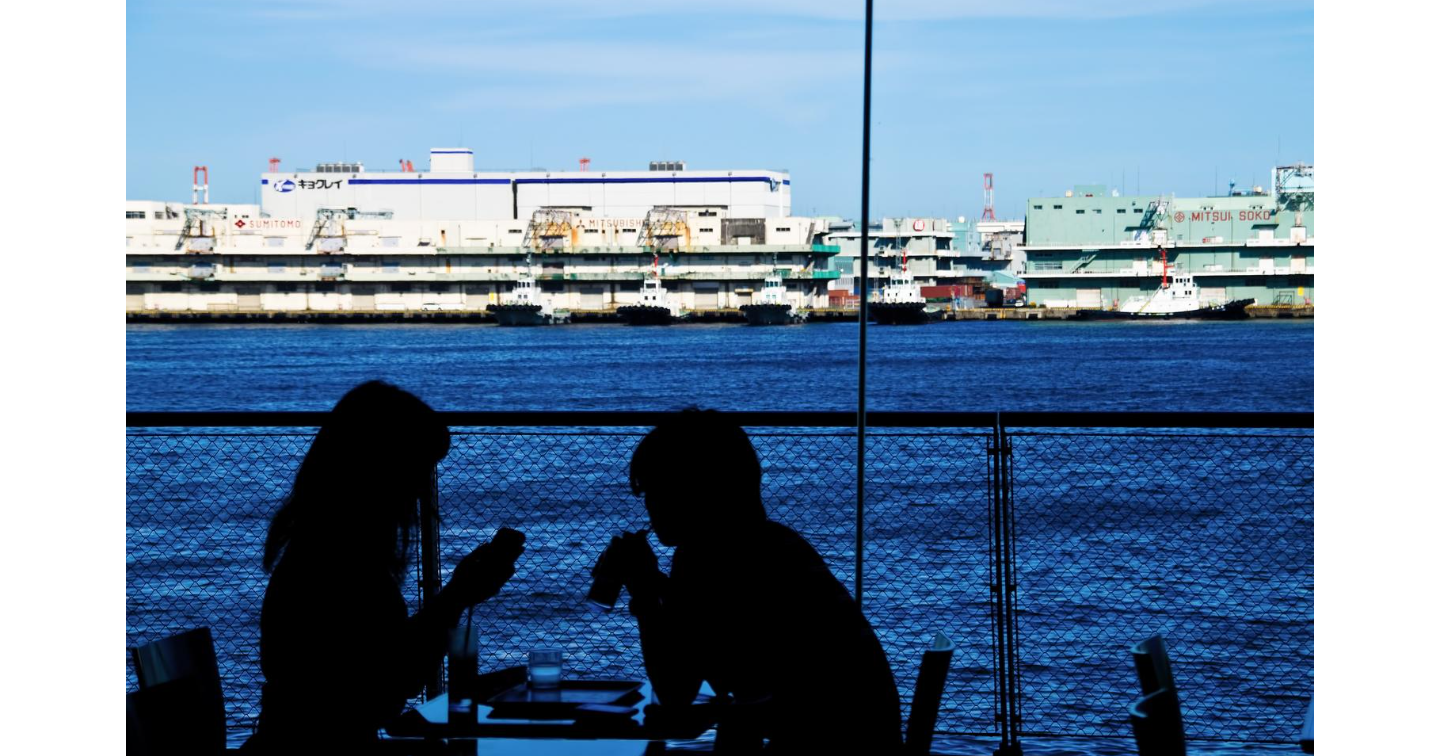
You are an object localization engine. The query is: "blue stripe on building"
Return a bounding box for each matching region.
[348,178,512,185]
[344,176,786,186]
[514,176,781,185]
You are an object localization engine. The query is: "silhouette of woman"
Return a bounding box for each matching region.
[242,381,522,753]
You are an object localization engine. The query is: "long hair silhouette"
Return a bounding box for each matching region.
[262,380,450,579]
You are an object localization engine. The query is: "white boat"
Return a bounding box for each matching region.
[741,272,799,325]
[617,255,682,325]
[870,252,930,325]
[488,270,561,326]
[1078,251,1252,320]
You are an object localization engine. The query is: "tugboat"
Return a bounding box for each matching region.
[741,272,801,325]
[617,254,682,325]
[869,248,931,325]
[1075,249,1253,320]
[489,262,560,326]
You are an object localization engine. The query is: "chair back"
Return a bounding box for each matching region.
[1129,688,1186,756]
[130,628,225,755]
[1131,635,1176,697]
[129,678,225,756]
[905,632,955,756]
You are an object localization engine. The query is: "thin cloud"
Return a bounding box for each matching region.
[217,0,1311,23]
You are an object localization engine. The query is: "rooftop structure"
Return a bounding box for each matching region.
[260,147,791,222]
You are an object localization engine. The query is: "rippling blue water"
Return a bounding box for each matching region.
[126,320,1313,412]
[125,321,1314,751]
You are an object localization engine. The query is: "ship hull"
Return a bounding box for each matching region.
[488,304,551,326]
[870,302,931,325]
[1073,299,1254,321]
[616,305,676,326]
[740,303,795,326]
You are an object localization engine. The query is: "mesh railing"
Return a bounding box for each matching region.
[1009,429,1314,742]
[127,431,376,743]
[126,413,1312,746]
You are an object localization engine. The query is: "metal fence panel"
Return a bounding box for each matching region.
[126,432,335,742]
[126,417,1313,746]
[1009,430,1314,742]
[862,431,996,735]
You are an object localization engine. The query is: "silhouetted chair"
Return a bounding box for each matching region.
[129,628,226,756]
[1131,635,1177,697]
[904,631,955,756]
[129,677,225,756]
[1129,635,1185,756]
[1299,696,1313,753]
[1129,688,1186,756]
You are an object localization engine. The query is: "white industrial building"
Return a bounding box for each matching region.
[259,148,792,222]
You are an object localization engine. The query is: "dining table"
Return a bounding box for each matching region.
[378,679,721,755]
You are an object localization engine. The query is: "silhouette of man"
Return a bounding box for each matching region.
[598,410,901,753]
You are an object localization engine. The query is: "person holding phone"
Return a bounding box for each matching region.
[242,381,525,753]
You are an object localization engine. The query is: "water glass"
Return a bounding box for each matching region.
[528,648,563,689]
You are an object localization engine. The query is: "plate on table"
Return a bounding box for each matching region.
[485,680,644,720]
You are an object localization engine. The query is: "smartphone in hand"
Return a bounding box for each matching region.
[492,527,526,562]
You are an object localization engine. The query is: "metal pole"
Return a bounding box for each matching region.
[988,416,1005,748]
[856,0,873,611]
[419,467,442,699]
[992,414,1023,756]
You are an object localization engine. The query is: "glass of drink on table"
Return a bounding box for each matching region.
[528,648,563,689]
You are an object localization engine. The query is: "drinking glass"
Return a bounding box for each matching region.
[528,648,563,689]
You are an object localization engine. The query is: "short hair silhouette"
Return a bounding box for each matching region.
[617,409,903,752]
[629,408,766,532]
[262,380,450,578]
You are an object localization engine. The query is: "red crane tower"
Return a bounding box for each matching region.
[192,166,209,204]
[268,157,281,173]
[579,157,591,172]
[981,173,996,221]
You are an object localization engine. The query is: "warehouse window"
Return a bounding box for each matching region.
[1116,209,1127,213]
[126,210,145,219]
[1092,209,1101,214]
[1033,205,1043,210]
[1133,208,1144,213]
[1075,209,1085,215]
[584,229,599,233]
[508,228,523,234]
[776,227,791,232]
[699,228,714,233]
[1053,204,1063,209]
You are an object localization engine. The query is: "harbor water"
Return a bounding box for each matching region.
[126,320,1313,751]
[125,320,1314,412]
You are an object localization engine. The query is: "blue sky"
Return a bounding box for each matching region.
[126,0,1313,219]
